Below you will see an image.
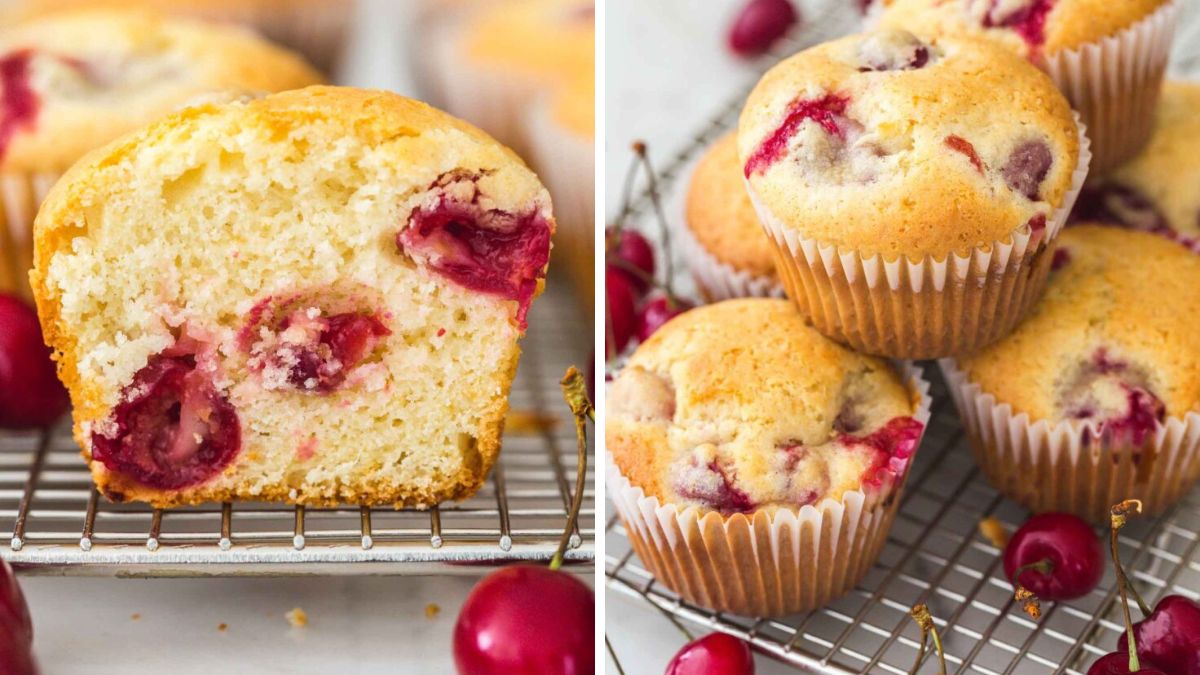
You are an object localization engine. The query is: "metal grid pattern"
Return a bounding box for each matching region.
[605,2,1200,670]
[0,284,594,576]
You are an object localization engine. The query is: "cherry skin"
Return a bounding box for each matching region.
[0,632,37,675]
[1086,652,1166,675]
[0,559,30,648]
[607,228,655,295]
[636,295,693,342]
[666,632,755,675]
[0,294,69,430]
[606,266,637,358]
[728,0,799,57]
[1002,512,1103,601]
[1117,595,1200,675]
[453,565,594,675]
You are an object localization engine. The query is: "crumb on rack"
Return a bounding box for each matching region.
[217,623,228,632]
[130,613,141,621]
[978,516,1009,548]
[505,409,560,434]
[425,603,440,619]
[286,607,308,628]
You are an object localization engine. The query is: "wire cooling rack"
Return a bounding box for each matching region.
[0,283,594,577]
[605,2,1200,672]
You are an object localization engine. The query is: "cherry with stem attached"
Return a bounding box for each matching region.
[1002,512,1104,619]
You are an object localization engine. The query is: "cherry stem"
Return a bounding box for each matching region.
[551,367,593,571]
[1110,499,1145,672]
[605,635,627,675]
[632,141,676,298]
[1110,499,1152,616]
[613,147,642,231]
[909,604,946,675]
[1010,558,1053,620]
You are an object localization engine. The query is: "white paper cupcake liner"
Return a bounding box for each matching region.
[939,359,1200,523]
[1042,0,1178,174]
[0,170,63,302]
[607,362,932,617]
[746,114,1091,359]
[679,220,785,301]
[524,94,594,306]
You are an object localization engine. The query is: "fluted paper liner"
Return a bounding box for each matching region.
[189,3,350,74]
[669,148,784,301]
[524,96,594,306]
[607,363,932,617]
[747,114,1090,359]
[0,171,62,302]
[1042,1,1177,174]
[939,359,1200,523]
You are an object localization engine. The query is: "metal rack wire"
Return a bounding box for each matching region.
[605,2,1200,671]
[0,284,594,577]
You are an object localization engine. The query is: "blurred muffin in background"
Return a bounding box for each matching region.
[0,9,323,300]
[11,0,354,74]
[426,0,594,155]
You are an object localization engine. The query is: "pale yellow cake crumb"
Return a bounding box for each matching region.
[285,607,308,628]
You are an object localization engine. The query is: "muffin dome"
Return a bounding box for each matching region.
[0,9,323,173]
[686,133,776,281]
[606,299,923,514]
[877,0,1170,59]
[959,225,1200,441]
[463,0,594,89]
[1074,82,1200,239]
[738,29,1079,259]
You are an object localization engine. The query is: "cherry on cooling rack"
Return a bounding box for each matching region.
[1117,595,1200,675]
[606,265,638,357]
[665,632,755,675]
[1003,512,1103,615]
[728,0,799,57]
[0,293,68,430]
[1087,651,1167,675]
[636,295,694,343]
[0,559,36,675]
[607,227,656,295]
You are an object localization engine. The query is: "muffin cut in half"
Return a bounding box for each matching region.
[31,86,555,507]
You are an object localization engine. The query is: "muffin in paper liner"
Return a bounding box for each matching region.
[1042,1,1178,175]
[939,359,1200,524]
[746,115,1091,360]
[606,362,932,618]
[0,171,61,302]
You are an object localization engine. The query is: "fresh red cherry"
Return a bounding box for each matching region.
[728,0,799,57]
[1117,595,1200,675]
[1003,512,1103,601]
[0,631,37,675]
[606,266,637,358]
[636,295,693,342]
[1087,652,1167,675]
[0,560,30,648]
[0,294,69,430]
[666,632,755,675]
[607,228,655,295]
[453,565,594,675]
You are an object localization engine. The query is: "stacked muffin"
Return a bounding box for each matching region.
[0,9,323,301]
[417,0,595,305]
[609,12,1194,619]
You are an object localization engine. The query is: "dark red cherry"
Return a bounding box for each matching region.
[1002,140,1053,200]
[1003,512,1103,601]
[636,295,693,342]
[1118,595,1200,675]
[397,172,552,330]
[0,50,39,161]
[666,632,755,675]
[728,0,799,57]
[0,294,69,430]
[0,630,37,675]
[606,266,637,358]
[0,559,31,648]
[1087,652,1167,675]
[277,312,389,393]
[607,228,655,294]
[90,353,240,490]
[453,565,594,675]
[1072,184,1168,233]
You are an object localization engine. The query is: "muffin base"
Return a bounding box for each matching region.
[939,359,1200,523]
[606,362,932,617]
[680,221,785,302]
[1042,1,1177,175]
[748,115,1090,360]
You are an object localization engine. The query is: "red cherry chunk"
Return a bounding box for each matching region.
[91,353,240,490]
[676,459,757,514]
[845,416,925,489]
[1051,246,1072,270]
[666,632,755,675]
[945,135,984,173]
[982,0,1054,51]
[744,93,851,177]
[728,0,799,58]
[0,294,69,429]
[1003,512,1103,601]
[858,30,931,72]
[397,172,551,330]
[0,50,39,161]
[1118,594,1200,675]
[1002,139,1053,200]
[1073,184,1168,233]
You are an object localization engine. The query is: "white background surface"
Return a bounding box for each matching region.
[604,2,818,673]
[19,3,573,674]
